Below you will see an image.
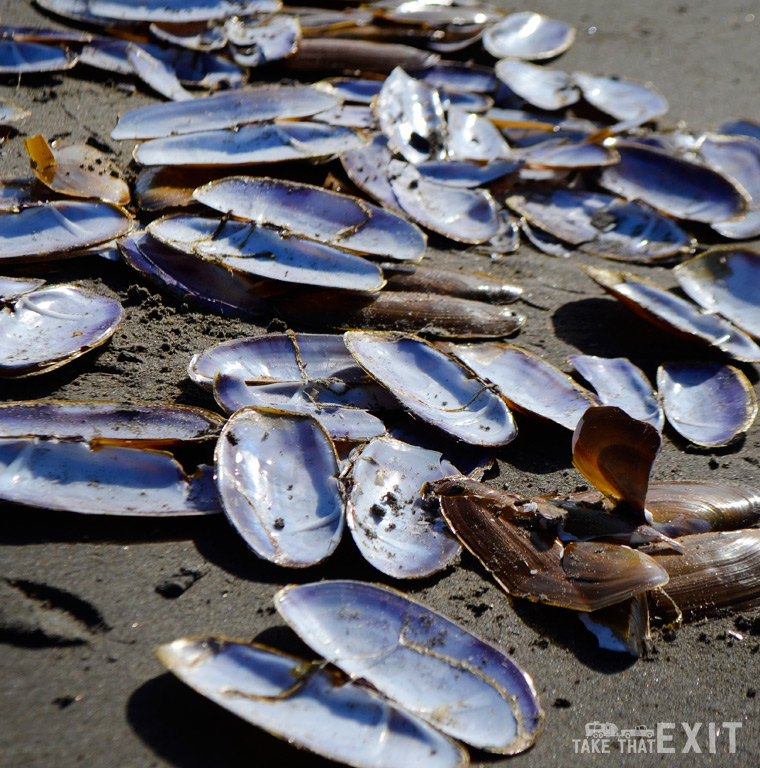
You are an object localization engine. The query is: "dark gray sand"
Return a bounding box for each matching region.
[1,1,760,766]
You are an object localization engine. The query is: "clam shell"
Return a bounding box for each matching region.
[0,98,31,125]
[226,14,300,66]
[215,407,344,567]
[568,354,663,430]
[411,61,497,93]
[0,201,132,263]
[0,285,123,378]
[657,361,758,447]
[0,276,46,302]
[507,187,692,262]
[134,121,364,167]
[340,133,402,213]
[126,43,194,102]
[435,477,669,612]
[134,166,231,211]
[0,39,76,73]
[516,139,619,170]
[150,20,229,51]
[416,159,522,188]
[495,59,579,111]
[483,12,576,60]
[449,342,599,430]
[111,85,338,140]
[673,247,760,339]
[0,400,223,446]
[213,375,387,443]
[646,530,760,621]
[34,0,111,27]
[119,231,271,318]
[315,77,382,105]
[89,0,279,22]
[0,439,219,515]
[275,580,543,754]
[194,176,426,262]
[469,209,521,256]
[598,142,749,223]
[647,480,760,537]
[344,331,516,445]
[583,265,760,362]
[346,437,461,578]
[190,333,365,389]
[148,214,386,292]
[374,67,447,165]
[579,595,650,657]
[157,637,468,768]
[446,107,511,161]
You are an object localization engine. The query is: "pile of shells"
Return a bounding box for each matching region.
[3,0,760,765]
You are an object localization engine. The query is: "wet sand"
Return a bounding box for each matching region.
[1,0,760,766]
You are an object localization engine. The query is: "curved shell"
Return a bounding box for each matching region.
[483,12,575,60]
[215,408,344,567]
[157,637,468,768]
[275,580,544,754]
[657,361,757,447]
[495,59,578,111]
[573,73,668,130]
[344,331,517,446]
[89,0,280,22]
[0,39,76,73]
[346,437,461,578]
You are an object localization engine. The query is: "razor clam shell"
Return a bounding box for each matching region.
[507,187,692,262]
[194,176,426,262]
[519,218,573,257]
[0,401,223,445]
[571,406,661,521]
[712,208,760,240]
[119,232,271,317]
[0,285,123,377]
[340,134,403,213]
[597,142,749,223]
[568,354,663,430]
[276,580,543,754]
[647,481,760,537]
[657,361,757,448]
[579,594,650,657]
[213,375,387,442]
[215,408,344,567]
[416,159,522,188]
[0,439,219,515]
[483,12,576,60]
[284,37,439,77]
[573,73,668,130]
[646,530,760,621]
[111,85,338,140]
[148,215,386,292]
[312,104,376,130]
[516,139,619,170]
[227,15,300,66]
[134,122,364,166]
[316,78,382,105]
[0,39,76,73]
[411,61,497,93]
[0,201,132,262]
[346,437,461,578]
[673,247,760,338]
[446,107,511,161]
[33,0,111,27]
[381,263,522,303]
[495,59,579,111]
[189,333,365,389]
[276,289,525,338]
[583,265,760,362]
[389,161,499,244]
[89,0,279,22]
[374,67,447,165]
[134,166,231,211]
[0,275,46,302]
[150,20,229,51]
[697,133,760,204]
[435,478,669,611]
[157,638,468,768]
[344,331,517,446]
[26,138,130,205]
[449,342,599,430]
[126,43,194,102]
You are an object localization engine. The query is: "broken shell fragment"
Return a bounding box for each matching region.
[0,285,123,378]
[579,594,650,657]
[0,439,219,515]
[226,14,300,67]
[657,361,758,448]
[126,43,195,102]
[111,85,339,140]
[571,406,661,522]
[483,12,575,60]
[568,355,664,431]
[0,201,132,263]
[0,275,46,302]
[215,408,344,567]
[147,214,386,292]
[157,637,468,768]
[673,247,760,339]
[193,176,426,262]
[344,331,517,446]
[134,122,364,166]
[275,580,543,754]
[346,437,461,578]
[0,38,76,73]
[435,478,669,611]
[449,343,599,430]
